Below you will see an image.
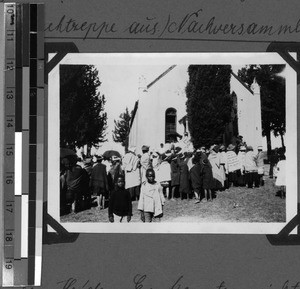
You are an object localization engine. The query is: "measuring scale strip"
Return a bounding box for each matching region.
[3,3,16,287]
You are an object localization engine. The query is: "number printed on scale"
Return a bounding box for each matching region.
[6,117,14,129]
[5,145,14,157]
[4,259,13,270]
[5,173,14,185]
[5,229,14,242]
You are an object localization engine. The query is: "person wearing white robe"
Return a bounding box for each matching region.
[122,146,141,200]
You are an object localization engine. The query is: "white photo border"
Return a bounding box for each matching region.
[47,52,297,234]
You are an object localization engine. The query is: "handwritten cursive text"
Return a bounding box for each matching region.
[57,277,104,289]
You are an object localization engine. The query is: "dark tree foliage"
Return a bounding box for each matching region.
[112,107,132,152]
[238,65,286,151]
[186,65,234,148]
[60,65,107,150]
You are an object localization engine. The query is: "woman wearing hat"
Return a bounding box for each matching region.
[244,146,258,188]
[200,157,214,202]
[178,152,192,200]
[156,151,172,199]
[256,146,265,186]
[189,155,203,203]
[108,156,124,191]
[208,145,223,189]
[219,145,227,189]
[237,146,246,186]
[170,152,180,200]
[140,145,151,183]
[122,146,141,201]
[90,155,109,209]
[226,144,241,187]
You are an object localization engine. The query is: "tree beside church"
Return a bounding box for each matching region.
[186,65,234,149]
[112,107,132,152]
[60,64,107,150]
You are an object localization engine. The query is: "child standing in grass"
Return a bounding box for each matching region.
[138,168,165,222]
[108,176,132,222]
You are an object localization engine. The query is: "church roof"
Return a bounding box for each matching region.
[230,71,254,94]
[147,65,177,89]
[146,65,253,95]
[129,100,139,129]
[131,66,254,128]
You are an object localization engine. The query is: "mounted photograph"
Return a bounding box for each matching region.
[47,53,297,233]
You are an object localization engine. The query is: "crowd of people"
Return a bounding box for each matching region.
[60,141,286,222]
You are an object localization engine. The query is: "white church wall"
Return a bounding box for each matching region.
[148,65,188,141]
[129,65,189,154]
[130,66,265,155]
[231,76,263,153]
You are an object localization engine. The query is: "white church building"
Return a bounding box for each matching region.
[128,65,263,154]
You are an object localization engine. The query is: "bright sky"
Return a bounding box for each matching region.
[93,64,172,153]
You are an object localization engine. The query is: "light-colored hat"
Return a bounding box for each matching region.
[219,145,225,151]
[162,152,172,161]
[257,146,263,150]
[239,146,246,151]
[112,155,121,161]
[227,144,235,151]
[211,145,219,153]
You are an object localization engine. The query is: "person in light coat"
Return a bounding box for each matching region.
[140,145,151,183]
[208,145,223,189]
[256,146,265,186]
[219,145,227,189]
[237,146,247,186]
[156,152,172,199]
[226,144,241,187]
[244,146,258,188]
[138,168,165,222]
[122,146,141,200]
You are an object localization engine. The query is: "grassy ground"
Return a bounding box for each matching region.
[60,176,286,223]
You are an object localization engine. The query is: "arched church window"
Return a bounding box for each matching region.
[165,108,177,143]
